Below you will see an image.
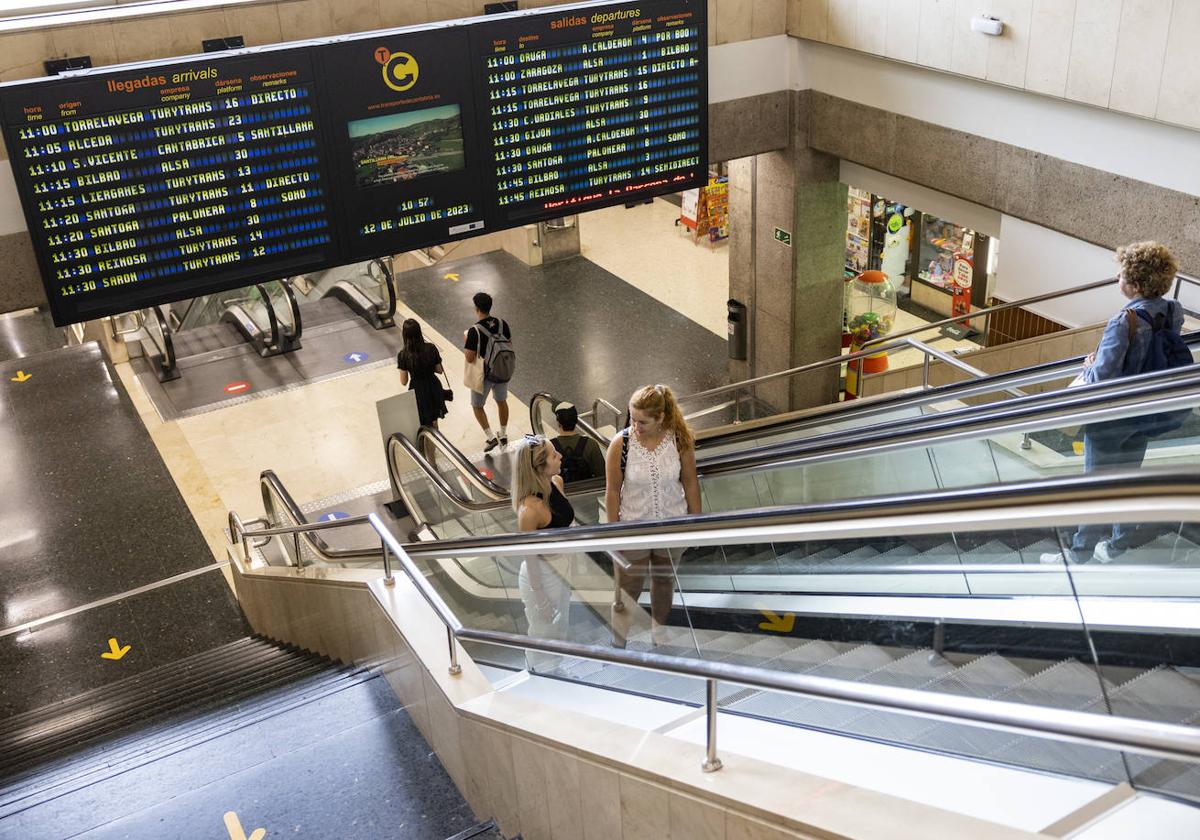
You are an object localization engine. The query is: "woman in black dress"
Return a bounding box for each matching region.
[397,319,448,429]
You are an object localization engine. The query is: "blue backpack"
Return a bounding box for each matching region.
[1132,304,1192,373]
[1129,303,1193,436]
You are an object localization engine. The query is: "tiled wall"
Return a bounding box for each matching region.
[788,0,1200,132]
[0,0,788,95]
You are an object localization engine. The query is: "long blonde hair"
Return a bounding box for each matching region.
[629,384,694,451]
[510,434,552,513]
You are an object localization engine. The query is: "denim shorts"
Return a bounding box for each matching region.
[470,378,509,408]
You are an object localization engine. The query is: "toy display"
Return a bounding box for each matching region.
[844,269,898,399]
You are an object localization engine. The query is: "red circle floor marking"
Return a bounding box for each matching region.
[224,380,252,395]
[480,468,494,480]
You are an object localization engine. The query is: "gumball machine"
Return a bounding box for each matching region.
[844,269,898,399]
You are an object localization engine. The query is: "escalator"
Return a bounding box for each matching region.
[288,257,398,332]
[137,279,302,382]
[233,470,1200,809]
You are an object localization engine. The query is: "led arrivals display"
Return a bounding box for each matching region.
[0,0,707,325]
[475,0,707,223]
[0,48,338,325]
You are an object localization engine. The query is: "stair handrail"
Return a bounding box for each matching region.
[528,392,609,446]
[675,277,1121,414]
[144,305,176,375]
[357,487,1200,772]
[252,283,282,350]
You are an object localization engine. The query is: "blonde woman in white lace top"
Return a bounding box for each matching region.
[604,384,701,646]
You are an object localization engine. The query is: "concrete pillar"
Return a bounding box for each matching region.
[727,97,846,414]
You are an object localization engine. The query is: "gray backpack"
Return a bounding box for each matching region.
[477,320,515,383]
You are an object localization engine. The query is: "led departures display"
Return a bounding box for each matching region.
[475,0,707,222]
[1,48,337,325]
[0,1,707,326]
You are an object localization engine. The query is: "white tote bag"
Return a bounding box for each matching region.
[463,327,485,392]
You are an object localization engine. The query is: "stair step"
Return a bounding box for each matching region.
[0,637,346,785]
[0,668,374,815]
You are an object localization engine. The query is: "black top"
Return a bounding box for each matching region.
[396,342,447,427]
[534,483,575,529]
[464,316,511,358]
[396,342,442,376]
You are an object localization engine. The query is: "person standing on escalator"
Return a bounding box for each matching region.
[513,434,576,665]
[605,384,701,646]
[396,318,448,430]
[1042,241,1185,565]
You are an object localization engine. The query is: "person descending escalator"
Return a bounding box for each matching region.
[551,401,606,483]
[1042,241,1189,565]
[605,385,701,647]
[396,319,449,430]
[513,434,576,667]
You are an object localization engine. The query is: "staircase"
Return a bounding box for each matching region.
[0,635,486,838]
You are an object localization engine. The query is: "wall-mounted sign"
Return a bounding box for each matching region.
[774,227,791,247]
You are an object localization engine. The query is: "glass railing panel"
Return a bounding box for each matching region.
[1048,517,1200,803]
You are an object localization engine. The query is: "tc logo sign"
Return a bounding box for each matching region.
[375,47,419,92]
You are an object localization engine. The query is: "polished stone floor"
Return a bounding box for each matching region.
[0,309,64,363]
[394,250,730,411]
[0,343,248,717]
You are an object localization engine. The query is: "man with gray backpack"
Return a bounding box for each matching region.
[464,291,516,452]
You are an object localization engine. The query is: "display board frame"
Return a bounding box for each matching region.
[0,0,708,326]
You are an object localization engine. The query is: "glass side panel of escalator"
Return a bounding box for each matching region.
[411,509,1200,798]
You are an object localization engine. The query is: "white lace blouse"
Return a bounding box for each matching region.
[618,430,688,522]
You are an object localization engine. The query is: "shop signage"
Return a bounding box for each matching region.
[774,227,792,247]
[952,255,973,289]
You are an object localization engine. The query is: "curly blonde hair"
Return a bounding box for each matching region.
[1117,241,1178,298]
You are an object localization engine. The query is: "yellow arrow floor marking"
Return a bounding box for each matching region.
[223,811,266,840]
[100,637,131,660]
[758,609,796,634]
[443,272,460,282]
[10,370,31,382]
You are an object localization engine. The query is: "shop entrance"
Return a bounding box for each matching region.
[845,186,998,343]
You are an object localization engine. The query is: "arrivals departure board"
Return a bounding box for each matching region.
[0,48,338,325]
[474,0,707,224]
[0,0,706,325]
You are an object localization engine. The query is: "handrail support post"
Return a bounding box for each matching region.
[702,678,723,772]
[382,537,395,586]
[293,531,303,574]
[447,626,462,676]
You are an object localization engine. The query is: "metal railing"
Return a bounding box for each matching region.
[227,472,1200,773]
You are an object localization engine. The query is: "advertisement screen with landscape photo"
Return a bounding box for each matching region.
[349,105,466,187]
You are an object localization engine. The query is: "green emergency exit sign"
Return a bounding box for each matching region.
[774,227,791,246]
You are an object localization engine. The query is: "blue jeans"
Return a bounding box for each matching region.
[1069,424,1150,555]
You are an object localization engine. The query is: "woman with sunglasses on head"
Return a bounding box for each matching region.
[512,434,576,658]
[605,384,701,646]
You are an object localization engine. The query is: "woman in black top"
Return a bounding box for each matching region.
[512,434,575,657]
[396,319,448,429]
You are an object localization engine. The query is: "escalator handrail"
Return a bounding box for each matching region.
[147,305,176,373]
[529,392,610,447]
[371,257,398,323]
[397,361,1200,523]
[700,360,1200,476]
[252,283,282,349]
[280,277,303,343]
[398,468,1200,556]
[362,508,1200,766]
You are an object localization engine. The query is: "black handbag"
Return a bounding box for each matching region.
[440,370,454,401]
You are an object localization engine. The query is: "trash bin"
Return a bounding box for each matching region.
[727,299,748,361]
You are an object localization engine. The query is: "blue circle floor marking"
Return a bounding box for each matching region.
[343,352,369,364]
[319,511,350,521]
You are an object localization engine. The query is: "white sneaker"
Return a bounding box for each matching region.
[1040,550,1076,565]
[1093,540,1119,564]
